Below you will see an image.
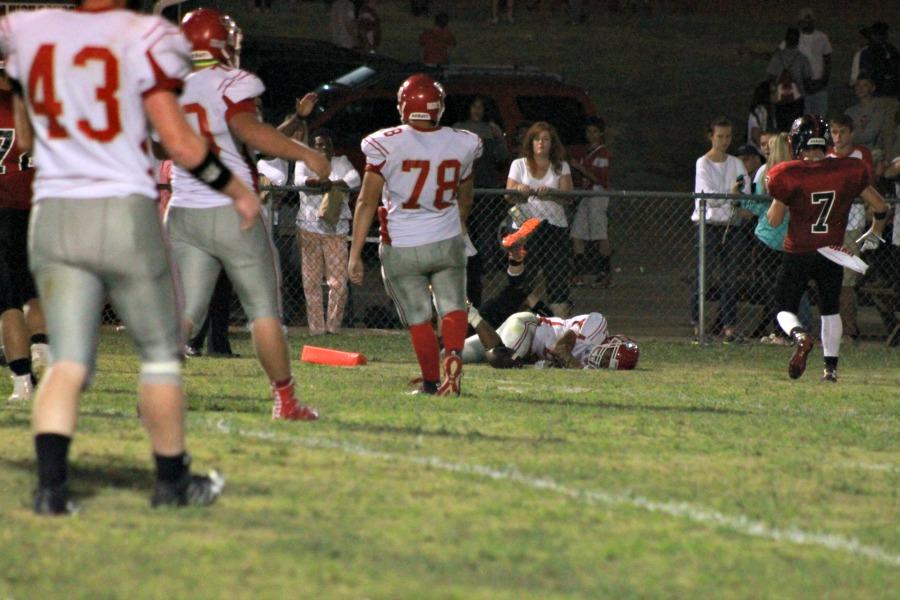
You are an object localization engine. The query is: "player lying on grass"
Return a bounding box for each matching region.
[462,305,639,370]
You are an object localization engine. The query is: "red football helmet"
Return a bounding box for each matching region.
[586,335,639,371]
[397,74,445,124]
[181,8,243,67]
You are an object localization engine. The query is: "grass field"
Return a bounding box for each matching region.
[1,328,898,598]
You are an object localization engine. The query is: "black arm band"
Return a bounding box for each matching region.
[873,211,887,221]
[190,149,233,191]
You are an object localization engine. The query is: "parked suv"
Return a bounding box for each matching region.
[305,63,598,174]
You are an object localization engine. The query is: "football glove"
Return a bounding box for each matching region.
[855,230,885,253]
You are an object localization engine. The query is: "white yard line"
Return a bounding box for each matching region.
[839,462,899,473]
[209,418,900,568]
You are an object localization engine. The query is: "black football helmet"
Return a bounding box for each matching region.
[788,114,831,158]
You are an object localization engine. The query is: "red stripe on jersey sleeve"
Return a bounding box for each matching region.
[224,97,257,121]
[142,48,183,98]
[365,161,386,175]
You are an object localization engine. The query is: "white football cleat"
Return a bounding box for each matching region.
[9,374,34,402]
[31,343,51,378]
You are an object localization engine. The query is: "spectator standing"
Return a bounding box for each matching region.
[858,22,900,98]
[506,122,574,317]
[357,0,381,53]
[850,26,872,87]
[419,12,455,65]
[570,116,613,288]
[454,96,511,301]
[846,75,887,151]
[691,117,750,342]
[295,130,360,335]
[744,134,811,340]
[791,8,832,117]
[331,0,358,49]
[827,114,875,340]
[747,81,776,151]
[767,27,812,131]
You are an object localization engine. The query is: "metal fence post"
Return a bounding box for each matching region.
[698,197,707,346]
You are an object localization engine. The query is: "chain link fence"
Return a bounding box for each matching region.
[100,187,896,344]
[208,186,892,344]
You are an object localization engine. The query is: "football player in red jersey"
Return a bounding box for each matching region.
[0,65,49,402]
[766,115,888,382]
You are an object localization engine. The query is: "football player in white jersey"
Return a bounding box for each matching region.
[348,74,482,395]
[0,0,260,514]
[168,9,330,421]
[462,307,639,370]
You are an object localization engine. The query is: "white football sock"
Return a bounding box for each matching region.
[777,311,802,336]
[821,313,842,358]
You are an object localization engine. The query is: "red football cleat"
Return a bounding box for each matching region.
[502,218,541,249]
[271,380,319,421]
[436,351,462,396]
[788,333,814,380]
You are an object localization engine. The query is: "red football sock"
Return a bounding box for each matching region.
[440,310,468,354]
[408,322,440,382]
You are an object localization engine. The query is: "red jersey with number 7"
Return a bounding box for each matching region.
[0,8,191,202]
[361,124,482,247]
[0,89,34,210]
[765,157,870,253]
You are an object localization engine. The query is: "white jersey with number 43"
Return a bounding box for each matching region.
[0,8,191,202]
[170,65,264,209]
[362,124,482,247]
[531,312,609,366]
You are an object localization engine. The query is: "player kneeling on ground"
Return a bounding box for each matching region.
[462,306,639,370]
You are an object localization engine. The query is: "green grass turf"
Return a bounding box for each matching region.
[1,328,898,598]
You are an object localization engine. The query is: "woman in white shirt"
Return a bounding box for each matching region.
[506,122,574,316]
[294,130,361,335]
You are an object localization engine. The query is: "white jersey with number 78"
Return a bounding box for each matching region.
[361,124,482,248]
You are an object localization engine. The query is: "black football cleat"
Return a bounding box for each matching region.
[151,470,225,508]
[788,333,814,379]
[33,484,77,516]
[821,369,838,383]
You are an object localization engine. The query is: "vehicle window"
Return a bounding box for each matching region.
[445,95,504,130]
[324,98,398,148]
[515,96,587,145]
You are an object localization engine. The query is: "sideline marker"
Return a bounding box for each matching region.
[300,345,368,367]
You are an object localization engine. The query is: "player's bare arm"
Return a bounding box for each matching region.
[11,95,32,153]
[145,90,260,229]
[228,111,330,179]
[550,330,581,369]
[276,92,317,138]
[348,171,384,285]
[766,198,788,227]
